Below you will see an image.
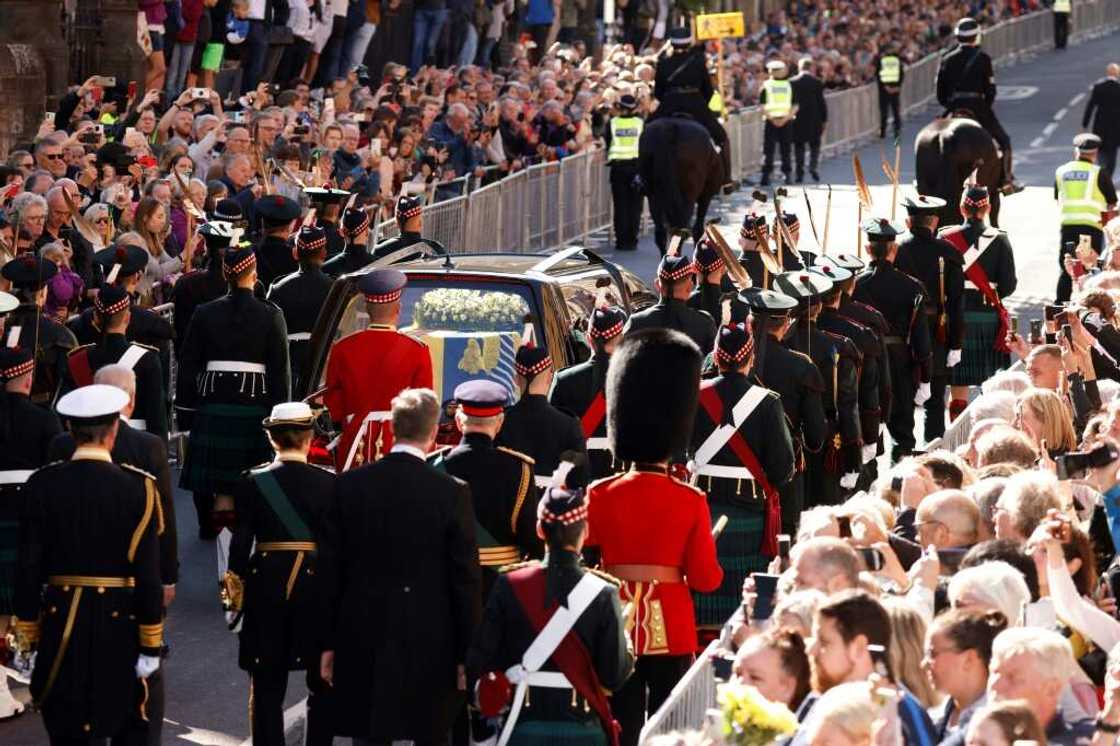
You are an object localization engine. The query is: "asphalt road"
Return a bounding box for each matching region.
[3,29,1120,746]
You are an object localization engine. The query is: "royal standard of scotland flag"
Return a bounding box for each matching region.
[419,330,522,404]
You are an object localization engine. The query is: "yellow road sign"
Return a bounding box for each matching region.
[695,12,745,40]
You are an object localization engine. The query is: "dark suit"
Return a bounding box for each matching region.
[321,450,481,742]
[790,71,827,179]
[1083,76,1120,180]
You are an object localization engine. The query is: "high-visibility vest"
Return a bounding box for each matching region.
[762,79,793,119]
[879,55,901,85]
[1056,159,1107,227]
[608,116,643,162]
[1054,0,1071,13]
[709,90,724,114]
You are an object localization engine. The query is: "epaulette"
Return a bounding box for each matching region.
[67,343,95,358]
[497,446,535,465]
[669,474,706,497]
[32,460,68,475]
[269,272,299,290]
[119,462,156,482]
[586,567,622,587]
[499,560,541,574]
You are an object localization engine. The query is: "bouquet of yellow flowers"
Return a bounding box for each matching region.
[716,681,799,746]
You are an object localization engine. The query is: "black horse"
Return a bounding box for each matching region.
[915,116,1002,227]
[639,115,725,254]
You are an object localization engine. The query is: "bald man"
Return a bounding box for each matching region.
[1083,63,1120,181]
[914,490,980,551]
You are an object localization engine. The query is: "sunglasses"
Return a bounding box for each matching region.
[44,153,64,161]
[94,217,111,225]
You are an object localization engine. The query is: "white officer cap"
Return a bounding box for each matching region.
[56,384,130,424]
[766,60,788,73]
[263,402,316,428]
[0,291,16,315]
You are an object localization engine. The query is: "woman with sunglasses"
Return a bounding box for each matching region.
[83,202,115,247]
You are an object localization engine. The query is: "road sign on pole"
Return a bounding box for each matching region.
[695,12,745,40]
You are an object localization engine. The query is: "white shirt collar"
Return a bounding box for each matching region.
[391,443,428,461]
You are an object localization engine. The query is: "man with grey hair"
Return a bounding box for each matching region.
[970,390,1017,425]
[914,489,980,550]
[7,192,48,242]
[428,102,479,179]
[789,536,862,593]
[37,186,96,288]
[994,469,1063,541]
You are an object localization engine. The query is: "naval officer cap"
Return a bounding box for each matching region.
[304,187,352,206]
[0,346,34,382]
[737,287,798,316]
[0,290,17,315]
[357,269,407,304]
[1074,133,1102,152]
[263,401,316,429]
[766,59,788,73]
[94,243,148,281]
[255,194,301,227]
[955,17,981,38]
[454,380,509,418]
[811,260,854,284]
[56,384,130,426]
[668,27,694,47]
[774,270,833,301]
[902,194,947,216]
[2,254,57,290]
[864,218,904,242]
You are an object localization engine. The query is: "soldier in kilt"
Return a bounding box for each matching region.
[938,186,1018,418]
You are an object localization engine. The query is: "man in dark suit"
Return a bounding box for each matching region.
[320,387,481,745]
[1082,63,1120,181]
[790,57,828,183]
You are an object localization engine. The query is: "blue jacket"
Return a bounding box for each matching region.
[525,0,554,26]
[427,119,476,178]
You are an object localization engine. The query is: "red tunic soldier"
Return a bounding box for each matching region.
[324,269,433,470]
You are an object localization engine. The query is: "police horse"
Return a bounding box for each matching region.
[915,115,1003,228]
[639,115,726,254]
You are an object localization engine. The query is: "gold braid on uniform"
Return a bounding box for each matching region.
[122,466,164,535]
[13,617,40,650]
[128,475,157,562]
[510,462,531,534]
[138,622,163,649]
[221,571,245,612]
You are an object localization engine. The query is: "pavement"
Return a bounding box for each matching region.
[3,30,1120,746]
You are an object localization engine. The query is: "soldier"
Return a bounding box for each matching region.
[938,186,1018,418]
[0,344,61,719]
[323,269,433,470]
[771,210,811,268]
[322,204,375,277]
[371,194,432,262]
[65,284,169,444]
[13,384,163,745]
[935,18,1022,193]
[759,60,799,187]
[252,194,301,289]
[605,93,645,253]
[268,225,333,392]
[467,483,633,746]
[775,271,863,506]
[1054,133,1117,301]
[442,380,542,597]
[687,238,727,324]
[626,251,716,356]
[172,221,243,353]
[585,328,722,746]
[743,288,827,533]
[304,187,350,258]
[222,402,335,746]
[1,254,77,405]
[875,41,904,141]
[690,321,794,629]
[550,296,628,480]
[177,245,291,539]
[853,219,932,462]
[497,325,587,488]
[737,212,775,288]
[895,195,965,442]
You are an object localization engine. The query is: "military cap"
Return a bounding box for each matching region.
[901,194,947,215]
[618,94,638,111]
[213,198,244,223]
[94,244,148,282]
[811,259,854,283]
[396,194,423,221]
[740,213,768,240]
[295,225,328,255]
[454,379,509,418]
[255,194,301,226]
[223,245,257,275]
[56,384,129,425]
[0,346,34,382]
[773,211,799,227]
[829,253,866,271]
[2,254,57,290]
[304,187,351,206]
[766,60,788,73]
[340,206,371,238]
[1074,133,1102,152]
[94,283,131,316]
[863,217,904,242]
[199,220,243,251]
[589,284,627,342]
[955,17,981,38]
[0,290,17,315]
[357,269,407,304]
[658,253,696,282]
[514,322,552,379]
[668,27,694,47]
[263,401,316,429]
[691,239,724,274]
[715,322,754,368]
[737,287,797,315]
[962,185,990,209]
[537,484,588,526]
[774,270,832,301]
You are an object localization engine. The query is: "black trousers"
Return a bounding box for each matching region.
[761,122,793,178]
[1054,12,1070,48]
[794,135,821,178]
[610,161,643,250]
[613,655,692,746]
[886,348,918,462]
[251,669,333,746]
[1056,224,1105,301]
[924,374,949,441]
[879,88,901,138]
[1100,140,1118,183]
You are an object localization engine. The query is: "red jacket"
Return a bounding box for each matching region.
[325,325,433,470]
[586,469,722,656]
[175,0,205,43]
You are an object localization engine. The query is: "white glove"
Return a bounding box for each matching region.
[914,382,932,406]
[225,610,243,634]
[862,443,878,464]
[946,349,962,368]
[135,654,160,679]
[840,472,859,490]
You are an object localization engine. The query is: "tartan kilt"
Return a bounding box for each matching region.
[0,486,18,616]
[952,309,1010,386]
[180,403,272,494]
[693,499,768,628]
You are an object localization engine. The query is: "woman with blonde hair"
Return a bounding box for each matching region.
[963,700,1046,746]
[804,682,878,746]
[883,598,940,709]
[82,201,114,246]
[1014,387,1077,456]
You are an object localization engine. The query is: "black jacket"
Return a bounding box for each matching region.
[853,259,933,384]
[497,393,588,486]
[895,227,966,371]
[63,334,168,444]
[171,263,228,354]
[625,297,716,358]
[819,307,882,448]
[790,72,828,139]
[267,263,333,389]
[0,391,61,471]
[1083,76,1120,141]
[688,281,724,325]
[550,355,615,480]
[839,296,894,427]
[323,241,375,277]
[255,234,299,290]
[371,231,429,262]
[758,338,828,454]
[7,303,77,405]
[936,43,996,109]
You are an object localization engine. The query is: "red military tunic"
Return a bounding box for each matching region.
[324,324,433,470]
[586,467,723,656]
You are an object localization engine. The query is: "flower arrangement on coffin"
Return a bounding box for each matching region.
[413,288,529,333]
[712,681,799,746]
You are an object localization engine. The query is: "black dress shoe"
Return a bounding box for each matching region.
[760,174,771,186]
[811,170,821,182]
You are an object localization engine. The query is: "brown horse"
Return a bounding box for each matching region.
[915,116,1002,227]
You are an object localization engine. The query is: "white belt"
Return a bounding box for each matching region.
[126,419,148,431]
[206,361,266,374]
[287,332,312,342]
[694,463,755,481]
[586,437,610,451]
[964,280,997,292]
[534,475,552,489]
[506,667,571,689]
[0,470,33,485]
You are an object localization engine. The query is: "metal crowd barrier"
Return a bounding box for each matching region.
[638,640,721,743]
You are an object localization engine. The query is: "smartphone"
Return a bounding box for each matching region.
[91,87,103,104]
[1062,323,1074,345]
[777,534,791,561]
[93,75,117,88]
[190,87,208,100]
[1044,304,1065,322]
[750,573,781,621]
[370,138,381,159]
[1029,318,1044,344]
[711,654,734,681]
[858,547,885,572]
[293,124,310,136]
[1010,314,1019,338]
[1045,331,1057,345]
[868,643,890,678]
[837,515,852,538]
[79,131,100,144]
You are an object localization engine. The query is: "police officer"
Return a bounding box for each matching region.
[605,94,644,253]
[759,60,798,187]
[177,246,291,539]
[687,237,727,323]
[626,251,717,355]
[853,219,932,462]
[876,42,905,140]
[268,225,333,392]
[1054,0,1071,49]
[550,295,628,480]
[323,204,375,277]
[1,254,77,405]
[690,321,794,629]
[938,186,1017,418]
[442,380,542,598]
[372,194,437,262]
[895,195,965,442]
[497,325,587,488]
[1054,133,1118,301]
[935,18,1023,194]
[252,195,302,289]
[304,187,351,258]
[13,384,163,745]
[173,221,242,352]
[223,401,335,746]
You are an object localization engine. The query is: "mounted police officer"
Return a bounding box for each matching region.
[1054,133,1118,301]
[759,60,799,187]
[605,94,645,253]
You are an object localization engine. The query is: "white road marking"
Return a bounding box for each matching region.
[1054,107,1068,121]
[1069,93,1086,107]
[1031,136,1046,148]
[1043,122,1059,138]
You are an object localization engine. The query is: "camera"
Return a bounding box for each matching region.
[1055,442,1120,480]
[353,64,371,88]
